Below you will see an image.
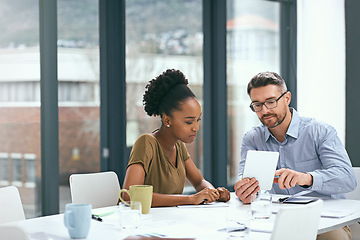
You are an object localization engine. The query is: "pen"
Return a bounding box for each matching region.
[93,211,114,217]
[91,214,103,222]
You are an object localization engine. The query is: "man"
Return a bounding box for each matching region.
[234,72,356,240]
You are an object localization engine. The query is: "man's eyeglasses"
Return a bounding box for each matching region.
[249,91,289,112]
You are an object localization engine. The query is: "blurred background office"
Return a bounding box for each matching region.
[0,0,359,218]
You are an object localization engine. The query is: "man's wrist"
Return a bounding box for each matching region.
[300,173,313,188]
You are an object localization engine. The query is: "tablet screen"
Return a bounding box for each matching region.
[242,150,279,191]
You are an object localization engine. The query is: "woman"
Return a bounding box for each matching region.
[122,69,230,207]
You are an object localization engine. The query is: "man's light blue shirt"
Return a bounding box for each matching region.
[238,108,356,199]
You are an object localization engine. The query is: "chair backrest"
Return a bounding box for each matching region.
[69,171,121,208]
[271,199,323,240]
[346,167,360,200]
[0,225,29,240]
[0,186,26,224]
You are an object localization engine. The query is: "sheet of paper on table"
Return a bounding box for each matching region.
[272,204,355,218]
[176,202,229,208]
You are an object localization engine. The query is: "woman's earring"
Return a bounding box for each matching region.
[166,124,170,128]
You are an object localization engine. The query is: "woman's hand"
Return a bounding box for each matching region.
[191,188,220,205]
[216,187,230,202]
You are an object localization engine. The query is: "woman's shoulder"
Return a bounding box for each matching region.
[135,133,156,143]
[132,133,158,149]
[129,134,159,163]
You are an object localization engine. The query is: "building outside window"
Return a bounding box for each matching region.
[0,0,41,218]
[0,0,100,217]
[0,153,10,185]
[125,0,204,190]
[11,153,23,186]
[226,0,280,185]
[57,0,100,213]
[24,153,36,188]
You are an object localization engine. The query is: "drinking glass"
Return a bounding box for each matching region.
[251,191,272,219]
[118,201,142,229]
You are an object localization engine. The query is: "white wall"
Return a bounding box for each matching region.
[297,0,346,143]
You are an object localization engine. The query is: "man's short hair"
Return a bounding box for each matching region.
[247,72,288,95]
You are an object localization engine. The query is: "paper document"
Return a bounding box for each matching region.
[177,202,229,208]
[272,205,354,218]
[321,209,355,218]
[142,222,213,238]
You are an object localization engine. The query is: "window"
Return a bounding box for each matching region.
[0,0,41,218]
[24,153,36,187]
[226,0,280,185]
[57,0,100,213]
[11,153,23,186]
[1,0,289,216]
[0,153,9,185]
[125,0,204,190]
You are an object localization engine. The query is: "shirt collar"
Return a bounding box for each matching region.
[264,107,299,141]
[286,108,299,139]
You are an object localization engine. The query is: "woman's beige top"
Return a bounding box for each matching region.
[127,134,190,194]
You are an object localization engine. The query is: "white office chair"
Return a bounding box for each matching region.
[0,186,26,224]
[345,167,360,240]
[69,171,121,208]
[0,225,30,240]
[271,199,323,240]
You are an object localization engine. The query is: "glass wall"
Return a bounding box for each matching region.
[226,0,280,185]
[0,0,285,214]
[0,0,41,218]
[125,0,204,190]
[57,0,100,213]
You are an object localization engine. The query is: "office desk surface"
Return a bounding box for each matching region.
[318,198,360,234]
[3,193,360,240]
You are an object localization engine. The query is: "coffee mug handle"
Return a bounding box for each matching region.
[119,189,131,206]
[64,210,74,230]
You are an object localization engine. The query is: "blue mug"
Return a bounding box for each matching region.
[64,203,92,239]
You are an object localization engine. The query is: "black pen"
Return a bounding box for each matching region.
[91,214,103,222]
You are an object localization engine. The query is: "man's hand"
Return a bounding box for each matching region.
[274,168,313,189]
[234,178,260,204]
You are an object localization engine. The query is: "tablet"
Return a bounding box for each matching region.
[242,150,279,191]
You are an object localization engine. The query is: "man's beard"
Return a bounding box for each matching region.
[260,110,287,129]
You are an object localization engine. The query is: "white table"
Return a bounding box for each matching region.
[4,193,360,240]
[316,198,360,234]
